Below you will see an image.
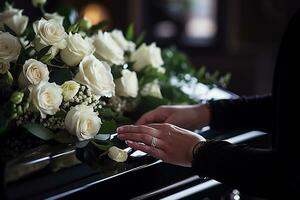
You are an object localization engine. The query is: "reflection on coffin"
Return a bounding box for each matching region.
[1,84,270,200]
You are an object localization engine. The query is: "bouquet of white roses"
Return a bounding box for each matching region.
[0,0,230,162]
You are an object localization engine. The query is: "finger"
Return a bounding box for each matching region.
[147,123,174,131]
[118,133,165,150]
[126,140,164,159]
[135,110,167,125]
[117,125,157,136]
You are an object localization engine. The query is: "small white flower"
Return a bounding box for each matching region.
[75,55,115,97]
[32,0,47,7]
[18,59,49,88]
[60,33,95,67]
[115,69,139,98]
[29,81,63,119]
[110,30,135,52]
[0,62,10,74]
[65,105,101,141]
[61,80,80,101]
[0,32,21,63]
[108,146,128,162]
[44,12,64,25]
[33,18,67,58]
[141,80,162,98]
[93,31,125,65]
[131,43,165,73]
[0,4,29,35]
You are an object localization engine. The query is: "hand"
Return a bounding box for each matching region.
[135,104,211,130]
[117,123,206,167]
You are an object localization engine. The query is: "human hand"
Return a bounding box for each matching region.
[135,104,211,130]
[117,123,206,167]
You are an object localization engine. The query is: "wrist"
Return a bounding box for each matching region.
[192,140,207,160]
[194,104,211,128]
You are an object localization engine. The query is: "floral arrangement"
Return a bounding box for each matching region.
[0,0,230,162]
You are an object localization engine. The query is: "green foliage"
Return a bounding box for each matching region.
[36,45,52,61]
[23,123,55,140]
[91,140,113,151]
[67,22,80,33]
[98,120,117,135]
[0,102,13,136]
[4,24,17,36]
[137,66,166,88]
[110,65,123,79]
[134,96,169,117]
[126,23,134,41]
[49,68,73,85]
[162,47,231,88]
[161,84,197,104]
[88,20,109,36]
[135,31,145,48]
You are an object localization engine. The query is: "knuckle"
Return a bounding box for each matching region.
[141,134,148,142]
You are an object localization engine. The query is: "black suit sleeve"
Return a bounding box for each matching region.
[192,141,272,197]
[192,8,300,199]
[208,95,273,132]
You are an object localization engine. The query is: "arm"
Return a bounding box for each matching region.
[192,140,300,199]
[209,95,273,132]
[192,141,272,197]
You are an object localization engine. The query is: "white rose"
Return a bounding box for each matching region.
[0,62,10,74]
[115,69,138,98]
[33,18,67,58]
[60,33,95,67]
[108,146,128,162]
[141,80,162,98]
[131,43,165,73]
[75,55,115,97]
[65,105,101,141]
[44,12,64,25]
[32,0,47,7]
[0,32,21,63]
[29,81,63,119]
[93,31,125,65]
[0,4,29,35]
[110,30,135,52]
[18,59,50,88]
[61,80,80,101]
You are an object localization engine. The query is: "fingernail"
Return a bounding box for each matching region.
[117,127,123,132]
[125,140,133,145]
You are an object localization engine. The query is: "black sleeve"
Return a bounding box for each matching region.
[209,95,273,132]
[191,141,272,198]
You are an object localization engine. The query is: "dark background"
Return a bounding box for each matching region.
[5,0,300,95]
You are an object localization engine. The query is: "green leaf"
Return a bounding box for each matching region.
[126,23,134,41]
[137,66,166,88]
[111,65,123,79]
[0,102,12,136]
[24,25,35,42]
[99,108,117,119]
[49,67,73,85]
[98,120,117,134]
[135,96,169,116]
[114,115,133,124]
[36,45,52,61]
[135,31,145,47]
[23,123,55,140]
[91,140,112,151]
[67,22,80,33]
[76,140,90,148]
[89,20,109,35]
[4,24,17,36]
